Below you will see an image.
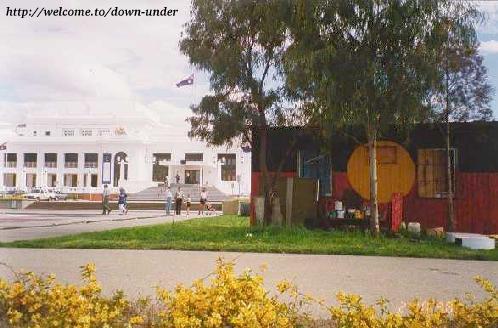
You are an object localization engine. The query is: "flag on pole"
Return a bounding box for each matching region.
[176,74,194,87]
[0,142,6,151]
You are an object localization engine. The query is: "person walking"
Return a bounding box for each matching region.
[102,184,111,215]
[118,187,128,215]
[199,187,208,215]
[174,187,184,215]
[165,187,173,215]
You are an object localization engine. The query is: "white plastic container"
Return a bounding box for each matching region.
[447,232,496,250]
[458,236,495,250]
[334,201,343,211]
[336,210,345,219]
[446,232,482,243]
[407,222,421,235]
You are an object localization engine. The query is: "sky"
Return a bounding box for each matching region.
[1,0,498,137]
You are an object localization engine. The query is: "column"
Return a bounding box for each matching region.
[37,151,43,187]
[17,153,24,189]
[97,152,103,187]
[57,152,64,189]
[78,152,85,188]
[119,160,125,186]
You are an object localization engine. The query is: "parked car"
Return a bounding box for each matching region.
[51,190,68,201]
[24,188,52,201]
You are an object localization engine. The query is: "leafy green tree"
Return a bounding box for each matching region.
[284,0,447,234]
[180,0,300,225]
[427,1,493,232]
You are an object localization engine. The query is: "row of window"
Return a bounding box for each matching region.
[3,173,98,188]
[3,153,98,169]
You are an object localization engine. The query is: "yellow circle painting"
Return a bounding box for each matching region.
[346,140,415,203]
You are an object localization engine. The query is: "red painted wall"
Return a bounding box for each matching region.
[332,171,498,234]
[252,171,498,233]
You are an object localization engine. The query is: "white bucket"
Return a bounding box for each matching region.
[407,222,421,235]
[334,201,343,211]
[336,210,345,219]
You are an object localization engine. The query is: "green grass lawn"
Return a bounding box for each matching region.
[1,215,497,260]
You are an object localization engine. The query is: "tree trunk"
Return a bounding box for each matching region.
[445,108,455,232]
[367,131,380,236]
[259,128,273,225]
[445,66,455,232]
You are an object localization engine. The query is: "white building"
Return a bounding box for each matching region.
[0,104,251,198]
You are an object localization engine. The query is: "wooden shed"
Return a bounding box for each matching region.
[251,122,498,234]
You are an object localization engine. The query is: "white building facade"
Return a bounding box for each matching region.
[0,110,251,197]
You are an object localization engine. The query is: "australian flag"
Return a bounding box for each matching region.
[176,74,194,87]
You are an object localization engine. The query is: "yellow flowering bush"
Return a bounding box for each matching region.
[0,263,143,328]
[327,275,497,328]
[155,259,304,328]
[0,259,496,327]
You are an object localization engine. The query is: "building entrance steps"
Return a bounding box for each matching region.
[127,184,231,202]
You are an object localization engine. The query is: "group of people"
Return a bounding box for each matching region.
[164,187,209,216]
[101,184,213,216]
[101,184,128,215]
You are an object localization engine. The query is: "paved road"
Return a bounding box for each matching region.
[0,210,218,242]
[0,249,496,316]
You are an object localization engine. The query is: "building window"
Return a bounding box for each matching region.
[417,148,456,198]
[84,153,98,168]
[91,174,98,187]
[218,153,236,181]
[365,146,398,164]
[26,173,37,188]
[377,146,397,164]
[152,153,171,182]
[63,129,75,137]
[44,153,57,168]
[45,131,51,136]
[24,153,37,168]
[3,173,16,187]
[5,153,17,168]
[84,174,98,187]
[185,153,203,162]
[64,174,78,187]
[80,129,93,136]
[153,153,171,164]
[64,153,78,168]
[47,174,57,187]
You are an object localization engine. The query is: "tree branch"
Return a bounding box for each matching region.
[259,56,272,95]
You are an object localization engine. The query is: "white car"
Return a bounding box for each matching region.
[49,190,68,201]
[24,188,54,201]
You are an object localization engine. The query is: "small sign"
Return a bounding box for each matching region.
[102,153,112,184]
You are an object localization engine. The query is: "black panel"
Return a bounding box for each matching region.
[252,122,498,173]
